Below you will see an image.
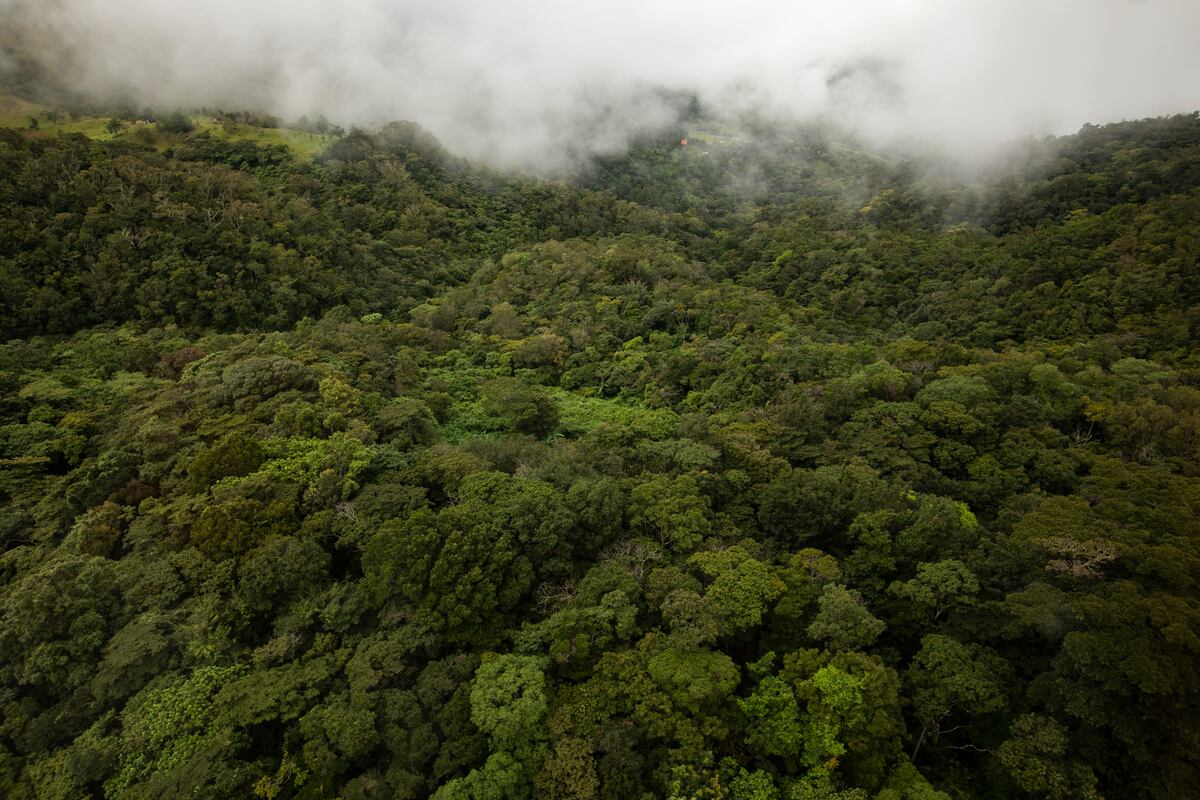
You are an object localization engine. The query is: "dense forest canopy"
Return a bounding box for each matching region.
[1,89,1199,800]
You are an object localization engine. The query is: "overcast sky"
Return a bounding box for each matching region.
[4,0,1199,166]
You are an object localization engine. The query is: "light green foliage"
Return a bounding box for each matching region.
[848,361,913,402]
[254,432,373,500]
[470,655,548,754]
[553,389,680,438]
[648,646,740,714]
[806,666,865,727]
[920,400,984,440]
[690,545,787,632]
[629,474,713,552]
[432,751,527,800]
[779,649,906,786]
[318,374,364,414]
[727,767,780,800]
[738,660,865,770]
[106,665,243,796]
[788,669,856,765]
[740,676,806,758]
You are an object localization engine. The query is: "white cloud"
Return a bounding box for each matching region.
[4,0,1198,166]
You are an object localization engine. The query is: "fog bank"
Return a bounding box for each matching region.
[2,0,1198,166]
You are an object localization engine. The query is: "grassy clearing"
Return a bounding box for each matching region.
[438,388,679,444]
[190,118,338,160]
[420,359,680,444]
[0,94,337,159]
[551,389,679,438]
[1,95,122,140]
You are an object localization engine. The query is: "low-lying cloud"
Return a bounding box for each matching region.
[3,0,1198,167]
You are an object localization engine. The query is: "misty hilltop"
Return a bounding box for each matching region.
[1,3,1200,800]
[3,0,1200,166]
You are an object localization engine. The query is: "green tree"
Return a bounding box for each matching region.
[996,714,1100,800]
[158,111,195,133]
[628,474,713,552]
[689,545,786,633]
[807,585,886,652]
[186,433,264,491]
[481,377,559,437]
[906,635,1008,759]
[739,676,805,759]
[888,560,979,623]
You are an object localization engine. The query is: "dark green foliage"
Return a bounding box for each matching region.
[187,434,265,491]
[157,111,196,133]
[480,378,559,438]
[0,109,1198,800]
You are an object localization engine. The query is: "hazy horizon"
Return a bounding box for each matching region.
[2,0,1198,167]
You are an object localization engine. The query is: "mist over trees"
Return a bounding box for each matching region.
[3,0,1200,167]
[1,2,1200,794]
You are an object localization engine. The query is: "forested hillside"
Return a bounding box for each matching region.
[1,107,1198,800]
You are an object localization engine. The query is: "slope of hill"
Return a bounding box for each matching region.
[0,107,1198,800]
